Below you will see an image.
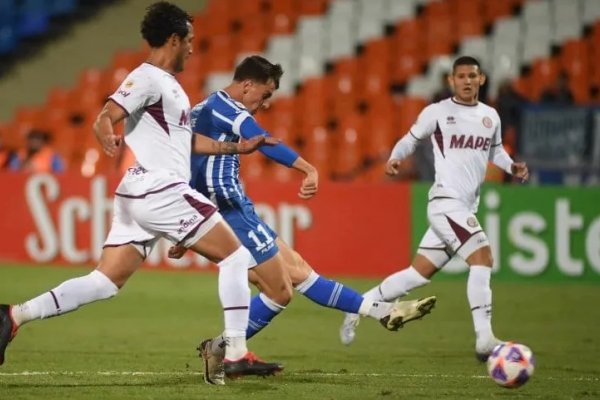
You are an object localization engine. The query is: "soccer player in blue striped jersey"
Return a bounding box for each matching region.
[169,56,437,385]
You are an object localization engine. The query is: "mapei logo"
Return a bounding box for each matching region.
[177,214,199,234]
[179,109,190,126]
[449,134,492,151]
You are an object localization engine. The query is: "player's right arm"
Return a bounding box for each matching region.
[291,156,318,199]
[95,70,160,157]
[386,104,437,176]
[93,101,127,157]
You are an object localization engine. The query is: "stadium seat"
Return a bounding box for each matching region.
[303,125,332,178]
[48,0,77,16]
[529,58,560,101]
[17,0,50,38]
[397,97,427,135]
[266,0,297,34]
[332,113,363,178]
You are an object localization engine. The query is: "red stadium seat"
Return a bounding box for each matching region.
[332,114,363,178]
[529,58,560,101]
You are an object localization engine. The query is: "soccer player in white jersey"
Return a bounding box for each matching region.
[340,56,529,361]
[0,2,284,378]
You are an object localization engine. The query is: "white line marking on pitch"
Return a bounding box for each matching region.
[0,371,597,382]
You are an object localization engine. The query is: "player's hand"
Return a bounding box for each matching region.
[97,133,122,157]
[385,159,402,176]
[511,161,529,182]
[167,245,187,259]
[239,135,281,154]
[299,169,318,199]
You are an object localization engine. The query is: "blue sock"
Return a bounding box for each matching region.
[296,272,364,313]
[247,293,285,339]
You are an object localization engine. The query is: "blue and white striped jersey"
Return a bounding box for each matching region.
[190,90,299,208]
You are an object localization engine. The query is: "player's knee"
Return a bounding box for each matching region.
[91,270,120,298]
[270,283,293,306]
[286,252,314,285]
[467,246,494,267]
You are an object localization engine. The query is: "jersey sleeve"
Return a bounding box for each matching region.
[410,104,438,140]
[389,104,437,161]
[108,71,160,115]
[237,117,299,167]
[488,111,513,174]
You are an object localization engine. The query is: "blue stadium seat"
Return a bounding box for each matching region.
[0,24,17,55]
[49,0,78,16]
[18,0,50,38]
[0,0,16,25]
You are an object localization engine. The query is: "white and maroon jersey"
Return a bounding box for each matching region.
[390,98,513,210]
[109,63,192,184]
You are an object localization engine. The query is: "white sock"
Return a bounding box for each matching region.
[467,265,493,342]
[358,300,393,320]
[11,270,118,326]
[363,266,431,302]
[217,246,252,361]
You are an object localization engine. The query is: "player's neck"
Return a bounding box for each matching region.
[222,84,242,101]
[146,50,177,75]
[452,96,478,106]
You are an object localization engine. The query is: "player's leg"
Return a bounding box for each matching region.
[428,199,502,361]
[465,245,503,361]
[168,189,283,382]
[0,196,151,366]
[340,228,449,345]
[273,239,436,334]
[0,245,143,365]
[198,248,289,385]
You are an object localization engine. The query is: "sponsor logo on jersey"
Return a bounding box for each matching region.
[446,116,455,124]
[482,116,493,128]
[467,216,479,227]
[117,89,131,97]
[179,109,190,126]
[449,134,492,150]
[177,214,199,234]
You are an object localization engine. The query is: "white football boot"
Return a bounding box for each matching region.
[339,313,360,346]
[198,338,225,385]
[381,296,437,331]
[475,336,505,362]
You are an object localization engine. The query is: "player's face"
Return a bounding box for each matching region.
[241,79,276,114]
[449,65,486,104]
[174,24,194,73]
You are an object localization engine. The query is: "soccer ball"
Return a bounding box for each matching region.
[486,342,535,388]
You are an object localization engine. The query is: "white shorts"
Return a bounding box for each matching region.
[104,169,221,258]
[417,198,489,265]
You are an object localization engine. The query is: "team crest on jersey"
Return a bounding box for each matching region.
[467,217,479,227]
[124,80,134,88]
[482,116,493,128]
[446,116,455,124]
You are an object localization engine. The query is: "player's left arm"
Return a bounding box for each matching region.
[192,133,280,155]
[238,116,317,199]
[238,116,300,166]
[489,117,529,181]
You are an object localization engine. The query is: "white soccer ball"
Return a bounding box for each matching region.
[486,342,535,388]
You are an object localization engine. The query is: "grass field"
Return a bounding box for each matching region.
[0,264,599,400]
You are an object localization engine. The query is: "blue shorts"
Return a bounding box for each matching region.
[219,195,279,265]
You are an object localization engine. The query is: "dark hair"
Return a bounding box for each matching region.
[452,56,481,73]
[141,1,192,48]
[233,56,284,89]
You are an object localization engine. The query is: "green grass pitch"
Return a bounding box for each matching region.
[0,264,599,400]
